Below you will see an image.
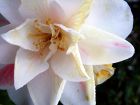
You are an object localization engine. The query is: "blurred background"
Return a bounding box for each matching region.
[0,0,140,105]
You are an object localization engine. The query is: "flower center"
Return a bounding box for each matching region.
[31,19,67,53]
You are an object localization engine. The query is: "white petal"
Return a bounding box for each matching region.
[0,24,18,64]
[51,49,89,82]
[51,24,89,81]
[19,0,49,21]
[61,66,96,105]
[8,86,34,105]
[93,64,115,85]
[48,1,66,24]
[2,19,40,51]
[27,69,66,105]
[14,48,49,89]
[0,44,18,64]
[0,0,24,25]
[79,25,134,65]
[85,0,133,38]
[55,0,84,22]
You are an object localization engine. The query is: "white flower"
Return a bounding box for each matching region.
[0,0,134,105]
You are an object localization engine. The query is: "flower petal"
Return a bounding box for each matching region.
[27,69,66,105]
[0,24,13,34]
[55,0,84,23]
[0,0,24,25]
[0,64,14,89]
[14,48,49,89]
[85,0,133,38]
[93,64,115,85]
[8,86,34,105]
[0,34,18,64]
[2,19,40,51]
[51,48,90,82]
[51,24,89,81]
[0,42,18,64]
[79,25,134,65]
[48,0,66,24]
[19,0,49,21]
[61,66,96,105]
[0,24,18,64]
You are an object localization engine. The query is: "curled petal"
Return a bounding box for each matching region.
[85,0,133,38]
[2,19,41,51]
[79,25,134,65]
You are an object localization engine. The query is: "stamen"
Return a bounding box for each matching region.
[32,18,67,53]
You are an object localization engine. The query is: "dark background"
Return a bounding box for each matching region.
[0,0,140,105]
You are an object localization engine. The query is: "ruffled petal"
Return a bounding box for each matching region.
[0,64,14,89]
[8,86,34,105]
[0,0,24,25]
[27,69,66,105]
[14,48,49,89]
[79,25,134,65]
[85,0,133,38]
[2,19,41,51]
[61,66,96,105]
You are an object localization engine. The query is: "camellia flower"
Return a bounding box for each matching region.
[0,0,134,105]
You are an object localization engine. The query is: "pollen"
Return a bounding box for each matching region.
[31,19,67,52]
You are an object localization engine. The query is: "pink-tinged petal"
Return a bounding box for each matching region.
[14,48,49,89]
[85,0,133,38]
[79,25,134,65]
[0,0,24,25]
[0,64,14,89]
[61,66,96,105]
[48,1,66,24]
[8,86,34,105]
[27,69,66,105]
